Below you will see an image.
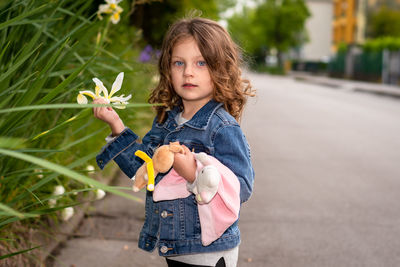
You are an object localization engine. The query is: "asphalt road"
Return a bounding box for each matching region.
[52,73,400,267]
[239,73,400,267]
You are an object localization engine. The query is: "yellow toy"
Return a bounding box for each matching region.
[132,142,184,192]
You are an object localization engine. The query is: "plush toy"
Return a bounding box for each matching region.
[132,141,184,192]
[153,151,240,246]
[134,143,240,246]
[187,152,221,204]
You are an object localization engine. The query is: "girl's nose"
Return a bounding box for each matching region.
[183,65,194,77]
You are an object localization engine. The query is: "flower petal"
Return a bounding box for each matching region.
[95,189,106,200]
[92,78,109,99]
[95,86,101,97]
[79,90,97,99]
[98,4,112,14]
[53,185,65,196]
[110,12,121,24]
[110,72,124,97]
[77,94,88,104]
[114,104,126,109]
[109,94,131,103]
[61,207,74,221]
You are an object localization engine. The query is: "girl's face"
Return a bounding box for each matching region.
[170,37,214,113]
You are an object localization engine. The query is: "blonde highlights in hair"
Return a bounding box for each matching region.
[149,17,254,123]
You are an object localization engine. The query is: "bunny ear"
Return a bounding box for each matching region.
[195,152,212,165]
[169,142,184,153]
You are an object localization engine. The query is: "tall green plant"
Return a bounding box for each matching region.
[0,0,156,263]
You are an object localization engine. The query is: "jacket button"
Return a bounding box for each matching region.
[161,210,168,218]
[98,159,103,165]
[160,246,169,254]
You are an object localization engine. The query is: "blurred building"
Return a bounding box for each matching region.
[297,0,333,62]
[332,0,400,52]
[332,0,358,52]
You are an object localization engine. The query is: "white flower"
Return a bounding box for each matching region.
[53,185,65,196]
[151,75,159,84]
[48,198,57,208]
[97,0,123,24]
[77,72,131,109]
[34,169,43,178]
[61,207,74,221]
[86,165,95,174]
[95,189,106,200]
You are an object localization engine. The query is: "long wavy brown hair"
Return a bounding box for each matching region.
[149,17,255,123]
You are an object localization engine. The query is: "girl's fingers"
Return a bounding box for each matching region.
[180,145,190,154]
[93,99,108,119]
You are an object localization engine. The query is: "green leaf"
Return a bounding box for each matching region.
[0,44,41,84]
[0,202,24,218]
[14,38,70,107]
[0,137,26,149]
[59,127,106,151]
[37,56,96,104]
[0,4,49,30]
[9,152,99,206]
[0,71,38,99]
[0,148,142,203]
[30,109,90,141]
[56,7,92,24]
[0,246,41,260]
[0,103,155,114]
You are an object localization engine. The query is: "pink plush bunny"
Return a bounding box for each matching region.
[153,152,240,246]
[187,152,221,204]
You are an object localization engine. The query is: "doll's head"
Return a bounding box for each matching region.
[149,17,254,123]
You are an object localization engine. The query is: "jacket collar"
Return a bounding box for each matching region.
[167,100,223,130]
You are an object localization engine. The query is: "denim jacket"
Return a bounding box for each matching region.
[96,100,255,256]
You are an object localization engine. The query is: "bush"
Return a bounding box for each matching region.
[253,64,285,75]
[363,37,400,51]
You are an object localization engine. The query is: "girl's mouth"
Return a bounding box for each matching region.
[183,83,197,88]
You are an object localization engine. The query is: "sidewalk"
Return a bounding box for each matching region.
[47,172,165,267]
[289,71,400,99]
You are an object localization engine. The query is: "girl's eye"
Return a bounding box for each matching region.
[174,61,184,67]
[197,61,207,67]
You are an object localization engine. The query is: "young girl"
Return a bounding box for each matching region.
[93,17,255,267]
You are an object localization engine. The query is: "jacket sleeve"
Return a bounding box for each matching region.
[96,118,160,178]
[213,125,255,203]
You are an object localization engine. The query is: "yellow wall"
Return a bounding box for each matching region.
[332,0,357,52]
[332,0,400,52]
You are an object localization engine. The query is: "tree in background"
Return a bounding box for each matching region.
[228,0,310,69]
[228,7,267,65]
[131,0,235,47]
[367,6,400,38]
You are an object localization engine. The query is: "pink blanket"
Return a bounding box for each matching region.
[153,155,240,246]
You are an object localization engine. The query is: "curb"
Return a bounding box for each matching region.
[290,72,400,99]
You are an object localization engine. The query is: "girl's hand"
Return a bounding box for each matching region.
[173,145,197,183]
[93,98,125,136]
